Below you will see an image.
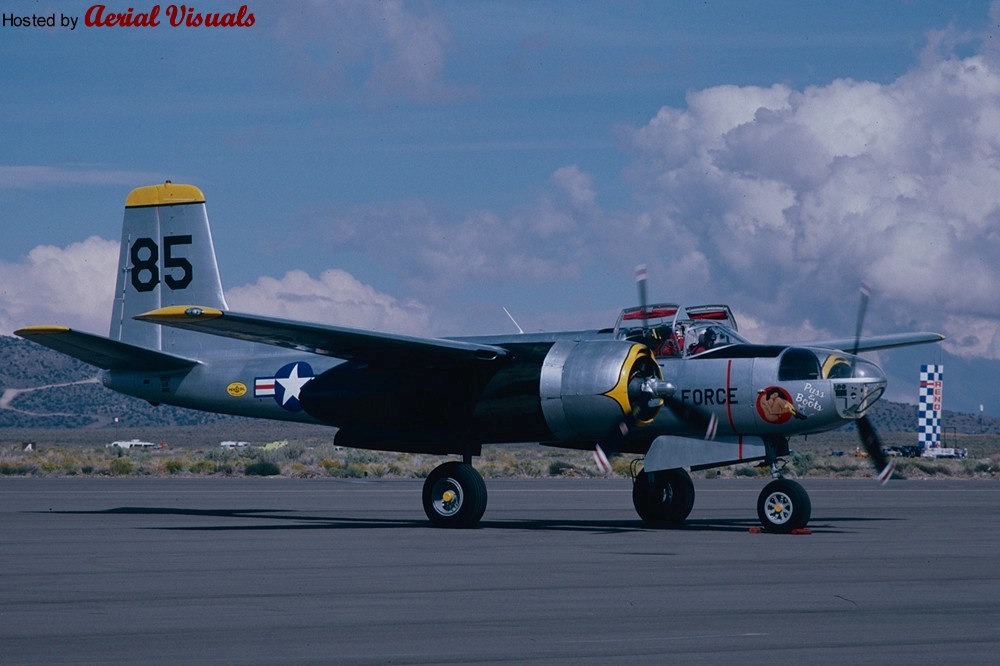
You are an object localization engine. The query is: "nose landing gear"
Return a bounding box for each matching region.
[756,477,811,533]
[756,435,811,533]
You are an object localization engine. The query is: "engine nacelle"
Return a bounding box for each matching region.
[539,340,662,442]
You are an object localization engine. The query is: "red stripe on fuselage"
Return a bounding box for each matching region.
[725,359,737,434]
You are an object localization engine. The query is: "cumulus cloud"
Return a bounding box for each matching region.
[262,15,1000,362]
[1,240,432,340]
[272,0,469,105]
[617,45,1000,358]
[225,268,432,336]
[299,163,618,302]
[0,236,118,335]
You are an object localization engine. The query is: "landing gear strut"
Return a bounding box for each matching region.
[632,467,695,526]
[422,461,488,528]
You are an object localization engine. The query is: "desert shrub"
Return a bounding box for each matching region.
[548,460,576,476]
[735,465,764,477]
[609,457,632,477]
[0,462,36,475]
[961,459,995,475]
[188,460,217,475]
[345,449,381,464]
[288,463,314,477]
[791,452,815,476]
[334,463,368,479]
[109,458,134,475]
[548,460,568,475]
[165,460,185,474]
[245,461,281,476]
[904,459,952,476]
[281,445,306,461]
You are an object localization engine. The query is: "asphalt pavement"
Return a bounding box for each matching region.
[2,476,998,664]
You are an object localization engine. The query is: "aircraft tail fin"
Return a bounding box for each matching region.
[110,183,232,355]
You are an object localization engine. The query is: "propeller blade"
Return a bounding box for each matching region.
[664,397,718,441]
[593,444,613,475]
[857,415,895,485]
[852,282,871,356]
[635,265,648,332]
[594,419,630,475]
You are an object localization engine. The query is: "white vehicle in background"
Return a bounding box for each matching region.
[107,439,157,450]
[920,446,968,459]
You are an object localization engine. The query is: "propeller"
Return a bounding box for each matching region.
[858,415,896,485]
[851,282,871,356]
[635,264,650,337]
[594,268,716,474]
[594,357,662,475]
[849,283,895,485]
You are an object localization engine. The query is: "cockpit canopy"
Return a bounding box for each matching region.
[614,303,749,358]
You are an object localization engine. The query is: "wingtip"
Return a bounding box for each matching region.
[134,306,224,322]
[14,325,71,337]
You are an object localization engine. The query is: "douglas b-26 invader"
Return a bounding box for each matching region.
[17,183,944,532]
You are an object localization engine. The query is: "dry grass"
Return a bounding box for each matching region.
[1,420,997,479]
[2,434,999,480]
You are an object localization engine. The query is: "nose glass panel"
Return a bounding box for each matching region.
[832,357,887,418]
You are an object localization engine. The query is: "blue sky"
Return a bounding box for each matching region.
[2,0,998,416]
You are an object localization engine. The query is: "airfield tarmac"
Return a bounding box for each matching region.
[1,477,998,665]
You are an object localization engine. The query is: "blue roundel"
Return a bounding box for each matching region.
[269,362,315,412]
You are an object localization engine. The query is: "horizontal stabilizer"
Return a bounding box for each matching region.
[803,332,944,353]
[14,326,198,372]
[134,306,509,367]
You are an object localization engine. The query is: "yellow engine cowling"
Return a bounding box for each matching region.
[539,340,662,442]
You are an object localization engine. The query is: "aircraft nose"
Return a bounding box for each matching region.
[834,356,887,418]
[850,356,886,383]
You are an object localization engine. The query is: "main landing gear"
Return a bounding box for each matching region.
[631,466,695,527]
[422,461,488,528]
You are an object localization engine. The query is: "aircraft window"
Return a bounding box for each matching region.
[823,354,854,379]
[778,348,821,381]
[625,324,680,356]
[687,328,713,355]
[650,325,680,357]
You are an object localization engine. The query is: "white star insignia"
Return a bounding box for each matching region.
[276,363,312,406]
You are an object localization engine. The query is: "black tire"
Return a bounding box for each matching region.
[757,478,811,533]
[632,468,695,527]
[422,461,488,528]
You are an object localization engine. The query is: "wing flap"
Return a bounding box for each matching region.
[134,306,509,366]
[803,332,945,353]
[15,326,198,372]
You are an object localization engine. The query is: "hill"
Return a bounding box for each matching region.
[0,334,243,429]
[2,334,998,436]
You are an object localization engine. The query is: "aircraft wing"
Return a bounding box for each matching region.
[14,326,198,371]
[134,306,510,367]
[802,332,945,353]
